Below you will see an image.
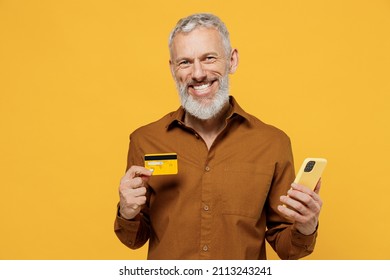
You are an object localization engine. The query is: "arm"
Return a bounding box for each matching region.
[265,137,319,259]
[114,136,152,249]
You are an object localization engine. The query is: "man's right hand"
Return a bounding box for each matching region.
[118,166,153,220]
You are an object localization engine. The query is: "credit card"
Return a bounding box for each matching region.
[144,153,178,175]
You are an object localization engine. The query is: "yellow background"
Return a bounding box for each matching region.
[1,0,389,260]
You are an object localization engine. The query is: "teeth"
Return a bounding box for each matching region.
[193,83,211,90]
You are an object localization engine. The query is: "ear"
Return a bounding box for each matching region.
[228,48,239,74]
[169,59,175,78]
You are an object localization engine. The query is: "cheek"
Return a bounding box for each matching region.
[204,64,228,77]
[174,70,190,83]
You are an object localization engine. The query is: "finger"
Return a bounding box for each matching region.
[278,197,319,223]
[290,182,313,194]
[132,186,147,197]
[278,204,318,234]
[120,191,146,205]
[277,204,302,221]
[123,165,153,181]
[119,194,147,215]
[120,187,146,200]
[120,176,144,190]
[129,196,147,210]
[124,196,146,209]
[134,195,147,206]
[287,188,322,211]
[280,195,309,215]
[291,182,321,204]
[130,204,140,210]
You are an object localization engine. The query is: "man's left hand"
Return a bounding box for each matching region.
[278,180,322,235]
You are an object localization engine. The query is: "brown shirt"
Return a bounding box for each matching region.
[114,96,317,259]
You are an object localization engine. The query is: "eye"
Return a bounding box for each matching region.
[177,61,191,69]
[178,60,190,67]
[205,56,217,63]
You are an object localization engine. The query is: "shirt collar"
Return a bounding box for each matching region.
[166,96,251,130]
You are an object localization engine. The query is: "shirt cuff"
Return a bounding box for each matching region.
[116,206,141,231]
[291,225,318,248]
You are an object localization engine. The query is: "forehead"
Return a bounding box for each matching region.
[170,27,225,59]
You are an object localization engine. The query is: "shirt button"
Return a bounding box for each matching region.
[205,166,210,172]
[203,204,209,211]
[202,245,209,252]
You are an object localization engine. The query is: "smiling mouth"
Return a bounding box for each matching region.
[193,83,211,90]
[188,80,216,95]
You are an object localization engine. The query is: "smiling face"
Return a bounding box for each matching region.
[170,27,238,120]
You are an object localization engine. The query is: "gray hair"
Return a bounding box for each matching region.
[168,13,232,57]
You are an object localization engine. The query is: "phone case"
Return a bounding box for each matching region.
[294,158,327,189]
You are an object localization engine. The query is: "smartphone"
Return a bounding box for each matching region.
[294,158,327,190]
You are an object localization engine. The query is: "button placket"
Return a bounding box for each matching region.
[200,155,213,258]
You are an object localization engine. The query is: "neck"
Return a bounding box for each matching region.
[184,102,231,149]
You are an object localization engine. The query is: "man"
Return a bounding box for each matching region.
[114,13,322,260]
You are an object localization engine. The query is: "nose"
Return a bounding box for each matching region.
[191,59,206,82]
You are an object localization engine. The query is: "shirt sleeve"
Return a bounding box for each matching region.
[114,205,150,249]
[265,134,318,259]
[114,132,151,250]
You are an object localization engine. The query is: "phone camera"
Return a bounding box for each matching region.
[304,161,316,172]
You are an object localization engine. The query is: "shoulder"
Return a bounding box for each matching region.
[240,112,294,163]
[245,112,291,143]
[230,96,290,144]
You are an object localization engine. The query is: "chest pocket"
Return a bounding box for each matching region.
[221,163,275,219]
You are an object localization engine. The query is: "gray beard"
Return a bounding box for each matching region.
[178,75,230,120]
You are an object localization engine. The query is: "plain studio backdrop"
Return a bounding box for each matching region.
[0,0,389,259]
